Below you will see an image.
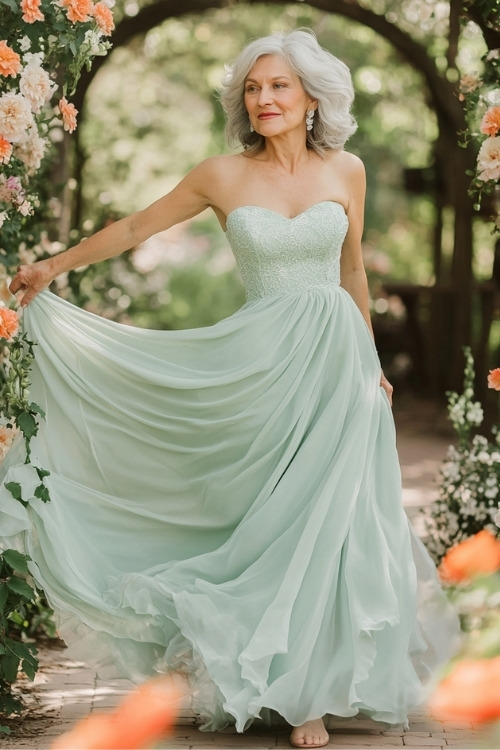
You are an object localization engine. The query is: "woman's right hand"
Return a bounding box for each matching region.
[9,258,56,307]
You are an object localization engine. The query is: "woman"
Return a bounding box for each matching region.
[3,29,455,749]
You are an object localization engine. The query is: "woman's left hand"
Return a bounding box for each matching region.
[380,371,393,406]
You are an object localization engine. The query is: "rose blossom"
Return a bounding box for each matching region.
[15,127,47,173]
[0,307,19,341]
[480,106,500,137]
[439,529,500,583]
[21,0,45,23]
[430,657,500,723]
[0,92,34,142]
[58,96,78,133]
[93,2,115,35]
[20,58,57,114]
[0,40,21,77]
[60,0,93,23]
[0,425,18,463]
[487,367,500,391]
[459,73,482,100]
[477,136,500,181]
[0,135,12,164]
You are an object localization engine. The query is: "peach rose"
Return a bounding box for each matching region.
[20,58,57,114]
[0,135,12,164]
[477,136,500,181]
[60,0,93,23]
[93,2,115,35]
[439,529,500,583]
[430,657,500,723]
[21,0,44,23]
[0,40,21,78]
[480,106,500,137]
[58,96,78,133]
[0,425,17,463]
[487,367,500,391]
[51,677,178,749]
[0,307,19,341]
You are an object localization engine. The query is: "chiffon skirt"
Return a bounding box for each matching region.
[0,288,457,731]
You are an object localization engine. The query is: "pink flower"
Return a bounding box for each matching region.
[487,367,500,391]
[480,106,500,137]
[0,135,12,164]
[93,2,114,35]
[21,0,44,23]
[0,424,18,463]
[477,136,500,182]
[58,96,78,133]
[60,0,93,23]
[0,40,21,77]
[0,307,19,341]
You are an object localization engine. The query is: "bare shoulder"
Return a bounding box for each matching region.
[326,149,365,177]
[192,153,246,181]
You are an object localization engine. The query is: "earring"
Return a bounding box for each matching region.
[305,109,315,131]
[249,121,254,133]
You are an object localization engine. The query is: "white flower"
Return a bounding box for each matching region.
[19,36,31,52]
[466,403,484,425]
[495,507,500,528]
[477,136,500,182]
[19,57,56,114]
[83,29,103,55]
[0,92,34,143]
[14,127,47,173]
[0,211,7,229]
[486,49,500,61]
[18,200,32,216]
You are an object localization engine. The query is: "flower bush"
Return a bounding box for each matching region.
[423,348,500,564]
[0,0,114,732]
[429,531,500,745]
[458,46,500,228]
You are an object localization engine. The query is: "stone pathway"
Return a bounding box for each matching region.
[1,399,491,749]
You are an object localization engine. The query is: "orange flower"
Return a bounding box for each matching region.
[429,657,500,723]
[51,677,178,749]
[21,0,45,23]
[58,96,78,133]
[93,2,115,35]
[0,307,19,341]
[0,40,21,78]
[60,0,93,23]
[0,135,12,164]
[487,367,500,391]
[439,530,500,583]
[480,106,500,137]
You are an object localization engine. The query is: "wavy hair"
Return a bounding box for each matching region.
[220,29,357,155]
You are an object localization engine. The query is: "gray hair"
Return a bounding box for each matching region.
[220,29,357,155]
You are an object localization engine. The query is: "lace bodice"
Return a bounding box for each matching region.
[225,201,348,301]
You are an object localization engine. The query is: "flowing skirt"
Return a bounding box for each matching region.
[0,288,457,731]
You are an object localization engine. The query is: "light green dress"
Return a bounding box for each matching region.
[0,202,457,731]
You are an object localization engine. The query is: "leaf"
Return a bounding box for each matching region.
[0,654,20,683]
[0,586,7,611]
[2,550,30,575]
[29,403,46,420]
[34,484,50,504]
[35,466,50,481]
[4,482,22,502]
[16,412,38,440]
[0,726,11,735]
[6,577,35,601]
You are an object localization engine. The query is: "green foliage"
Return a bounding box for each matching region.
[0,550,39,731]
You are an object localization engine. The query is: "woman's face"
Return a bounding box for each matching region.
[244,54,316,138]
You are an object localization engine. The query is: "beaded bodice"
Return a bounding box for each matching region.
[225,201,348,301]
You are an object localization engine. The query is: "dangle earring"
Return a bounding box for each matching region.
[305,109,315,131]
[249,121,254,133]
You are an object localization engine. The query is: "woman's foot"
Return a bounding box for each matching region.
[290,718,329,747]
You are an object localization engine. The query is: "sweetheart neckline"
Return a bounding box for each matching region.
[224,200,347,232]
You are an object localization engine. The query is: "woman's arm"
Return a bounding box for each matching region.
[10,159,217,306]
[339,155,393,404]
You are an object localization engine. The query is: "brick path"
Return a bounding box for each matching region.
[1,400,491,749]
